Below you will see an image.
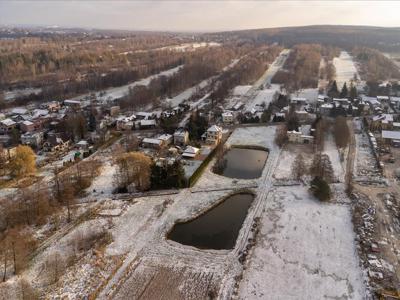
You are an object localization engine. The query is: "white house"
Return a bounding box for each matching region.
[205,125,222,145]
[182,146,199,158]
[0,118,17,133]
[222,111,234,124]
[173,129,189,146]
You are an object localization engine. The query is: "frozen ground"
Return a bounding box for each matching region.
[239,185,367,299]
[273,144,313,180]
[3,87,42,101]
[333,51,359,89]
[233,85,252,96]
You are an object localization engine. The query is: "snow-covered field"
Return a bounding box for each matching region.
[67,65,183,104]
[323,132,346,182]
[239,185,366,299]
[244,84,280,111]
[3,87,42,101]
[273,144,313,180]
[290,88,319,103]
[333,51,359,89]
[165,77,210,108]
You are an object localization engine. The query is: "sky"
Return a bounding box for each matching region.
[0,1,399,32]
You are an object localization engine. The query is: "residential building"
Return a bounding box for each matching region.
[173,129,189,146]
[222,111,234,124]
[0,118,17,133]
[205,125,222,145]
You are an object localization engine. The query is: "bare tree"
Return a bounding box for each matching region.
[334,116,350,149]
[292,153,307,180]
[275,124,288,148]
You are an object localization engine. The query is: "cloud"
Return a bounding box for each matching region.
[0,1,399,31]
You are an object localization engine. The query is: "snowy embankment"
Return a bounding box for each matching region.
[67,65,183,104]
[194,126,277,191]
[239,185,366,299]
[333,51,359,89]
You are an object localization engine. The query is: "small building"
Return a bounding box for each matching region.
[64,100,81,110]
[110,106,120,117]
[139,119,157,129]
[222,111,234,124]
[157,134,173,146]
[142,138,163,149]
[0,118,17,133]
[21,132,44,148]
[182,146,200,159]
[43,134,70,152]
[76,140,89,150]
[205,125,223,145]
[287,125,314,144]
[47,101,61,112]
[20,120,35,133]
[381,130,400,147]
[173,129,189,146]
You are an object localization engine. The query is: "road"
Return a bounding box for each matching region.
[240,48,290,106]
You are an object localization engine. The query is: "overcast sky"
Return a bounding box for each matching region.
[0,1,399,32]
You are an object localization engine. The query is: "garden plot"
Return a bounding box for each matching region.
[239,185,366,300]
[333,51,359,89]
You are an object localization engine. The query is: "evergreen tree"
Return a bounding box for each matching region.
[349,82,358,100]
[340,82,348,98]
[310,176,331,201]
[328,80,339,98]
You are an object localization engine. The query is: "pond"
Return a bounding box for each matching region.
[168,193,254,250]
[219,147,268,179]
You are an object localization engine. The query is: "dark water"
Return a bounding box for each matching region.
[168,193,254,249]
[221,148,268,179]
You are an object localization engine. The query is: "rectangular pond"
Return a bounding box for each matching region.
[168,193,254,250]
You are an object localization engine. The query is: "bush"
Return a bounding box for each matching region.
[310,176,331,201]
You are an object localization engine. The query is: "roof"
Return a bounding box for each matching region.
[222,111,233,117]
[377,96,389,101]
[142,138,162,145]
[64,100,81,104]
[11,108,28,115]
[1,118,16,126]
[140,119,156,126]
[174,129,188,136]
[182,146,199,157]
[382,130,400,140]
[158,134,172,141]
[207,125,222,133]
[22,120,34,126]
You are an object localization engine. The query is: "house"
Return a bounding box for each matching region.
[43,134,70,152]
[139,119,157,129]
[173,129,189,146]
[21,132,44,148]
[47,101,61,112]
[287,125,314,144]
[116,116,135,131]
[205,125,222,145]
[319,103,333,116]
[142,138,163,149]
[64,100,81,110]
[0,118,17,133]
[371,114,394,130]
[110,106,120,117]
[291,97,307,105]
[182,146,199,158]
[20,120,35,133]
[158,134,173,146]
[222,111,234,124]
[76,140,89,150]
[136,112,154,120]
[381,130,400,147]
[11,108,28,116]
